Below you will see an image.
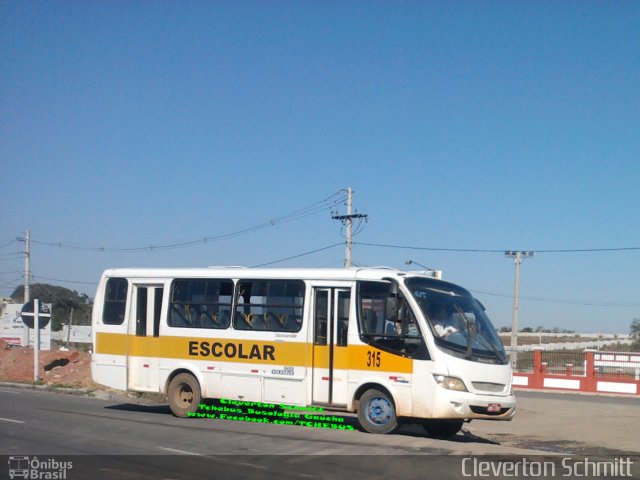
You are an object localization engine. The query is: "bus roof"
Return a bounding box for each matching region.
[99,266,442,283]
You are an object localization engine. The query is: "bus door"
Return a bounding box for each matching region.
[312,288,351,407]
[128,284,164,392]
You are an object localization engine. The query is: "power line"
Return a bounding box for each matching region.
[30,191,347,253]
[0,276,22,289]
[470,289,640,308]
[251,243,343,268]
[31,274,98,286]
[0,238,18,250]
[355,242,509,253]
[354,241,640,254]
[35,282,86,310]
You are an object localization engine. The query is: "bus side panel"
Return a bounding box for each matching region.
[92,276,130,391]
[410,358,441,419]
[263,375,307,406]
[93,351,128,391]
[156,332,310,405]
[345,340,414,417]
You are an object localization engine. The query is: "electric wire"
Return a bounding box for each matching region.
[470,289,640,308]
[31,274,98,285]
[0,252,23,257]
[0,276,23,288]
[30,192,347,253]
[251,243,343,268]
[0,238,18,250]
[354,241,640,253]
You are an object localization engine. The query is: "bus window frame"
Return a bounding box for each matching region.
[232,278,306,333]
[167,278,235,330]
[356,280,430,360]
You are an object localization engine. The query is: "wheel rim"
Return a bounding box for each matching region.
[177,383,194,406]
[366,396,393,425]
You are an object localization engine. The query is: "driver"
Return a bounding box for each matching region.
[432,304,458,338]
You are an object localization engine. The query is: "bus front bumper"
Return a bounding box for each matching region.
[431,388,516,421]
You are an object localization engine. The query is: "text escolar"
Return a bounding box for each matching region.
[188,341,275,361]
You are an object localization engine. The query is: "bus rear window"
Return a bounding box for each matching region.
[103,278,128,325]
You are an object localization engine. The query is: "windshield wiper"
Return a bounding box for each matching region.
[451,304,474,359]
[475,328,508,363]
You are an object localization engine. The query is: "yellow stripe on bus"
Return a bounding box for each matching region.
[347,345,412,373]
[95,332,412,374]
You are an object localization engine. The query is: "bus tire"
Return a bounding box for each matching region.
[357,388,398,434]
[168,373,201,417]
[421,419,464,438]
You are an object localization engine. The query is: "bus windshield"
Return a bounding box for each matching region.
[405,278,508,365]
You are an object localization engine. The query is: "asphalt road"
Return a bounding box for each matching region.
[1,386,638,479]
[467,390,640,455]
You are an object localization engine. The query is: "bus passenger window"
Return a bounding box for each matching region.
[234,280,305,332]
[135,287,147,336]
[336,292,350,347]
[314,290,328,345]
[168,279,233,329]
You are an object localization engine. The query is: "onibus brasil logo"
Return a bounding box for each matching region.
[8,456,72,479]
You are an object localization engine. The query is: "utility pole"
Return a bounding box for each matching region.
[66,307,74,348]
[345,187,353,268]
[17,230,31,303]
[504,250,534,368]
[332,187,367,268]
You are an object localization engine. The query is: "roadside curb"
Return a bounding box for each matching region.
[514,386,640,399]
[0,381,91,396]
[0,381,167,404]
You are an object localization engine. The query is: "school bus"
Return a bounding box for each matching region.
[91,267,515,436]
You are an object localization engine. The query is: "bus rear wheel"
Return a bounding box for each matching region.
[421,419,464,438]
[357,388,398,434]
[168,373,201,417]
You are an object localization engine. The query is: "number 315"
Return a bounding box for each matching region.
[367,351,381,367]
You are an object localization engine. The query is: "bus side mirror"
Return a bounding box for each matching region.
[382,277,399,295]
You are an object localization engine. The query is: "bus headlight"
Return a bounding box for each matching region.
[433,374,468,392]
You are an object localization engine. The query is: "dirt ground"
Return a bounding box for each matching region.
[0,339,94,388]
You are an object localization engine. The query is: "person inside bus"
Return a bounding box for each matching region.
[432,304,458,338]
[384,299,399,335]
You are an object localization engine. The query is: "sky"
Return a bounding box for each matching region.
[1,2,639,333]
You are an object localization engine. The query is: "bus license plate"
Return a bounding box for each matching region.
[487,404,501,413]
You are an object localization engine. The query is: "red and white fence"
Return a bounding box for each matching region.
[511,349,640,396]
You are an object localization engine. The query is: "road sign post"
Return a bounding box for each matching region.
[21,299,51,383]
[34,300,40,382]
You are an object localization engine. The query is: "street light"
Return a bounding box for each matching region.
[404,260,442,279]
[504,250,534,368]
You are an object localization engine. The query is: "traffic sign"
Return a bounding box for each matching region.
[21,300,52,329]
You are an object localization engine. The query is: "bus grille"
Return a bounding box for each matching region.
[471,382,506,393]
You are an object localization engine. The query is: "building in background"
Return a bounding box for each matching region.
[0,303,51,350]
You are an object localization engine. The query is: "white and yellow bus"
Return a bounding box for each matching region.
[91,267,515,436]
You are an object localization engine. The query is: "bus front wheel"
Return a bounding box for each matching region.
[168,373,201,417]
[421,419,464,438]
[357,388,398,434]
